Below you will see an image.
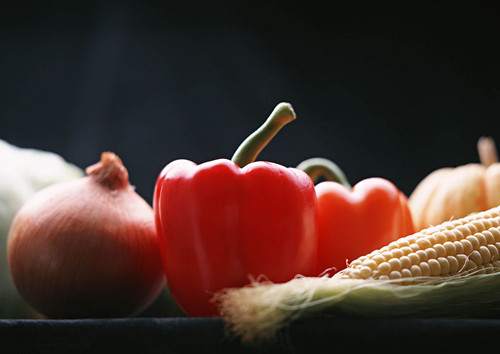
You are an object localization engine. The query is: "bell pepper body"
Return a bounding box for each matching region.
[315,178,414,275]
[154,158,318,317]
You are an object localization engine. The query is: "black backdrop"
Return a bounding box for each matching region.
[2,1,500,203]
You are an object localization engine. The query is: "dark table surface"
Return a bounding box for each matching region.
[2,316,499,353]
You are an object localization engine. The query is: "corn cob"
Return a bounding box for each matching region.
[341,206,500,282]
[215,206,500,343]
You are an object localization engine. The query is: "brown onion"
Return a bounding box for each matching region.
[7,152,165,318]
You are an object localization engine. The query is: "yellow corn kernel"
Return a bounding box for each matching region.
[408,253,420,265]
[433,243,447,257]
[447,256,459,273]
[443,241,456,256]
[400,256,411,269]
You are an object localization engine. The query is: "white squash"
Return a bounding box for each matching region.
[0,139,83,318]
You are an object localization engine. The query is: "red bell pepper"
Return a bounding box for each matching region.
[154,103,318,317]
[297,158,415,275]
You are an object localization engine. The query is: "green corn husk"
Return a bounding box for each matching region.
[215,204,500,343]
[215,271,500,343]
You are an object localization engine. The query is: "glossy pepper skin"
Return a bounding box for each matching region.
[154,103,318,317]
[297,158,415,275]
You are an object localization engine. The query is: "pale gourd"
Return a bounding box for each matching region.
[408,136,500,231]
[0,139,83,318]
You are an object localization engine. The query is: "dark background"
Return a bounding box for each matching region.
[2,1,500,203]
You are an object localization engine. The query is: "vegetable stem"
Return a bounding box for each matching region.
[296,157,351,188]
[85,152,130,190]
[231,102,296,168]
[477,136,498,167]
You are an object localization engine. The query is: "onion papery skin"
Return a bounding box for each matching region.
[7,153,165,319]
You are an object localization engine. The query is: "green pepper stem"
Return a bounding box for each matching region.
[231,102,296,168]
[296,157,351,188]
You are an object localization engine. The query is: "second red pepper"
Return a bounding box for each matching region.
[297,158,415,275]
